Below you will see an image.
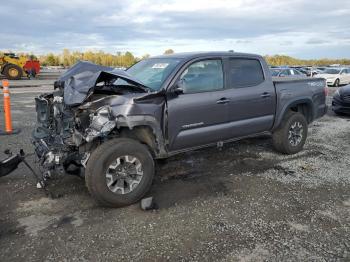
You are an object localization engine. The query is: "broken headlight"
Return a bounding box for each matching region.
[85,106,116,142]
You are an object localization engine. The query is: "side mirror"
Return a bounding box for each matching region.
[170,80,184,95]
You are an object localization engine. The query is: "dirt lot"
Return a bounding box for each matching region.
[0,77,349,261]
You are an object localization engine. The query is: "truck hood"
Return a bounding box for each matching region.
[55,61,149,106]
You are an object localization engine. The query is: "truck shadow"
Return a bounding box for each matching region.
[149,136,280,209]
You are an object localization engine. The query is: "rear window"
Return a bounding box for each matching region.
[228,58,265,88]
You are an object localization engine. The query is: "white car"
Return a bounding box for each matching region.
[317,68,350,87]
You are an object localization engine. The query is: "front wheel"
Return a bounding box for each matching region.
[85,138,155,207]
[334,79,340,87]
[272,112,308,154]
[4,64,23,80]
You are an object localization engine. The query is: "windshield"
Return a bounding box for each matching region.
[116,58,181,91]
[323,68,341,74]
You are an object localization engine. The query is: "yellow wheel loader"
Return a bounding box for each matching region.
[0,53,40,80]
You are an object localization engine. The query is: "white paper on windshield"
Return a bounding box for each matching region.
[152,63,169,69]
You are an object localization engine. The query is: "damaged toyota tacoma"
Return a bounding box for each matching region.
[32,52,327,207]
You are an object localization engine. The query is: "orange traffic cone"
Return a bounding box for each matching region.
[0,80,20,135]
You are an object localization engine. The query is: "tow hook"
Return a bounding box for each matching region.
[0,149,56,198]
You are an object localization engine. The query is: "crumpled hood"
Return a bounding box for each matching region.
[55,61,148,106]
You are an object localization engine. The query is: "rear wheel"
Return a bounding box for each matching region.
[4,64,23,80]
[272,112,308,154]
[85,138,155,207]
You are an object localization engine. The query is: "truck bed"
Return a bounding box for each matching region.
[272,77,327,128]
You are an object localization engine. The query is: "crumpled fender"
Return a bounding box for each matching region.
[115,114,168,157]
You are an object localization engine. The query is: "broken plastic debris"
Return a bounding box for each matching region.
[140,197,158,211]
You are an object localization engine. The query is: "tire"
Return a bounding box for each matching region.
[3,64,23,80]
[85,138,155,207]
[334,79,340,87]
[272,112,308,154]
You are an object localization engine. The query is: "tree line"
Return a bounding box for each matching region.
[38,49,175,67]
[264,55,350,66]
[1,49,349,67]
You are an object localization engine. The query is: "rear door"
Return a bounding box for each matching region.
[223,57,276,137]
[167,58,232,151]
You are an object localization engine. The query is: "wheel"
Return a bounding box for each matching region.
[3,64,23,80]
[334,79,340,87]
[272,112,308,154]
[85,138,155,207]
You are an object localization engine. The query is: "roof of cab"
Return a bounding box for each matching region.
[151,51,262,60]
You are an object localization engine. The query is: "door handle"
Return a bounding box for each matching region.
[216,98,230,104]
[261,92,271,98]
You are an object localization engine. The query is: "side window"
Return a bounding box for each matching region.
[228,58,264,87]
[293,69,301,75]
[180,59,223,93]
[280,69,290,76]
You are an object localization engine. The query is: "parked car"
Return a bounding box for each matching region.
[33,52,327,207]
[316,67,328,72]
[298,67,322,77]
[317,68,350,87]
[271,68,306,77]
[332,84,350,115]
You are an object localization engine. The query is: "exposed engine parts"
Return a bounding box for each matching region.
[32,61,164,182]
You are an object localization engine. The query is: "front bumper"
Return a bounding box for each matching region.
[326,79,336,86]
[0,154,22,177]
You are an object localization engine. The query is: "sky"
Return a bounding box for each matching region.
[0,0,350,59]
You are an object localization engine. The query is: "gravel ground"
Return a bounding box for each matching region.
[0,83,349,261]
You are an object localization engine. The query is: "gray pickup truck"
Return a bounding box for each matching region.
[33,52,327,207]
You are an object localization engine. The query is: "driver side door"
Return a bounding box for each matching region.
[166,58,231,151]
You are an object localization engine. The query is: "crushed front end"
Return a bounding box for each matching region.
[33,91,94,177]
[31,61,149,179]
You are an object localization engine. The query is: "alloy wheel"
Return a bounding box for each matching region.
[105,155,143,194]
[288,121,303,146]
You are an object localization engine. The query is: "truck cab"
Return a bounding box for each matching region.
[162,53,276,152]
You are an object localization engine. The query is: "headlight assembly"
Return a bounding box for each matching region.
[85,106,116,142]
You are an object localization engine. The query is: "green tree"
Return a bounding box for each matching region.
[141,54,150,60]
[62,49,71,67]
[44,53,59,66]
[164,49,174,55]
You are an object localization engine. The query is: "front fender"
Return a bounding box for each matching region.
[116,115,167,158]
